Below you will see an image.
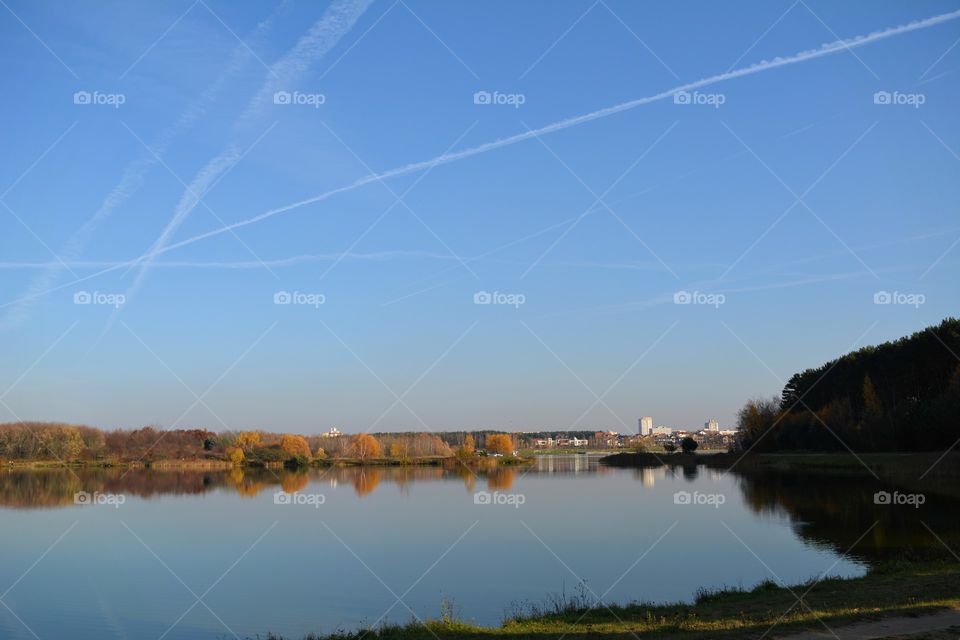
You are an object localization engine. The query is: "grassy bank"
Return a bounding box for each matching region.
[265,562,959,639]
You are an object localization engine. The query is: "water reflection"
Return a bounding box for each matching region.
[732,468,960,562]
[2,457,957,565]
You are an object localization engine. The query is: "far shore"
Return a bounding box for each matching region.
[0,454,533,470]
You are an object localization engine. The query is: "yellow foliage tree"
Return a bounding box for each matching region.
[390,441,411,463]
[280,434,311,460]
[350,434,382,461]
[457,434,476,459]
[486,434,514,456]
[236,431,262,452]
[226,446,245,466]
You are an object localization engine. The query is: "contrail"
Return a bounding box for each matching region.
[151,7,960,255]
[3,7,959,311]
[0,250,458,270]
[122,0,375,304]
[0,4,288,333]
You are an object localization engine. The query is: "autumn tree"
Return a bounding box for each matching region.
[351,434,382,461]
[456,434,476,459]
[736,397,780,452]
[225,446,245,466]
[486,434,514,456]
[237,431,262,452]
[280,434,312,462]
[390,441,411,464]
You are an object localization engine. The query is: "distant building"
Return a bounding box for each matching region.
[321,427,343,438]
[593,431,618,448]
[640,416,653,436]
[705,419,719,432]
[652,425,672,436]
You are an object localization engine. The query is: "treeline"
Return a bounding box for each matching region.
[737,317,960,452]
[0,423,520,465]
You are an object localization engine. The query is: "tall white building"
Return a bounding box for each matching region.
[639,416,653,436]
[705,419,719,432]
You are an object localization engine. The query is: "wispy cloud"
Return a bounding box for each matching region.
[0,5,286,333]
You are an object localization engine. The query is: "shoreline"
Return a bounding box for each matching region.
[600,451,960,498]
[263,561,960,639]
[0,455,534,470]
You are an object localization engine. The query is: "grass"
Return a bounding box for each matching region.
[262,562,960,639]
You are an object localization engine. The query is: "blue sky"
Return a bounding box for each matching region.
[1,0,958,434]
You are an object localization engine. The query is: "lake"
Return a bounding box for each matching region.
[0,455,955,639]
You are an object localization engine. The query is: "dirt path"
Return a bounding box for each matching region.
[776,609,960,639]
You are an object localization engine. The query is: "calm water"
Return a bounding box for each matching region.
[0,456,956,639]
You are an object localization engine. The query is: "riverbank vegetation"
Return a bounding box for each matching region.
[0,424,525,468]
[736,317,960,453]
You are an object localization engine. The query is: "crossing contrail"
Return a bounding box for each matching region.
[0,4,289,332]
[3,7,959,312]
[154,7,960,255]
[123,0,375,303]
